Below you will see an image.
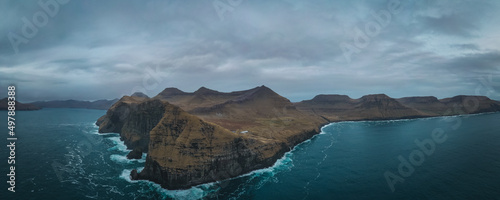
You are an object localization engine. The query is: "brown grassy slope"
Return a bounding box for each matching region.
[184,86,326,143]
[155,85,326,134]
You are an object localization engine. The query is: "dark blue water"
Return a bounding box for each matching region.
[1,109,500,199]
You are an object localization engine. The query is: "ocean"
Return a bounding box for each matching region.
[2,108,500,199]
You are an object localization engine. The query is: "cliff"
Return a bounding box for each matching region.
[131,100,300,189]
[96,96,163,158]
[0,98,41,111]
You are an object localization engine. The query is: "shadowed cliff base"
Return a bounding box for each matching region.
[96,86,500,189]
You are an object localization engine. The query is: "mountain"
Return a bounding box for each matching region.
[295,94,426,121]
[438,95,500,114]
[154,86,246,112]
[0,98,41,111]
[396,95,500,116]
[155,85,324,131]
[396,96,448,115]
[155,87,188,99]
[32,99,119,110]
[96,86,500,190]
[131,92,149,98]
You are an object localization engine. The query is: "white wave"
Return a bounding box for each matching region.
[120,169,135,182]
[138,153,147,163]
[119,168,213,200]
[106,136,130,152]
[89,130,117,136]
[110,154,133,164]
[58,123,78,127]
[137,167,145,173]
[110,153,147,164]
[319,123,336,134]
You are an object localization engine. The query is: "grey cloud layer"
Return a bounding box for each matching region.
[1,0,499,102]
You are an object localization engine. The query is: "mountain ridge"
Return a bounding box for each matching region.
[96,86,500,189]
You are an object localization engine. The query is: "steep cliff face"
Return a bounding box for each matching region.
[132,103,295,189]
[97,96,166,157]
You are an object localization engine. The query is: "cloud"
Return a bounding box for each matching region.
[450,43,480,50]
[443,51,500,74]
[0,0,500,102]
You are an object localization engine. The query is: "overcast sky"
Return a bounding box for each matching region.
[1,0,500,102]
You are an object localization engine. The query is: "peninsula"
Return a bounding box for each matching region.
[96,86,500,189]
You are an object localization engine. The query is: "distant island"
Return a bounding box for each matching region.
[95,86,500,190]
[30,98,118,110]
[0,98,41,111]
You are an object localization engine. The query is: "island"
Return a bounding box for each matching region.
[31,98,118,110]
[0,98,41,111]
[96,86,500,189]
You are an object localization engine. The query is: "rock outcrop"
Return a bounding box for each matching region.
[97,96,165,157]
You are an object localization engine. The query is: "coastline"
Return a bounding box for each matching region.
[95,88,500,190]
[132,110,500,192]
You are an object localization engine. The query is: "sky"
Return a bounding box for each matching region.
[1,0,500,102]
